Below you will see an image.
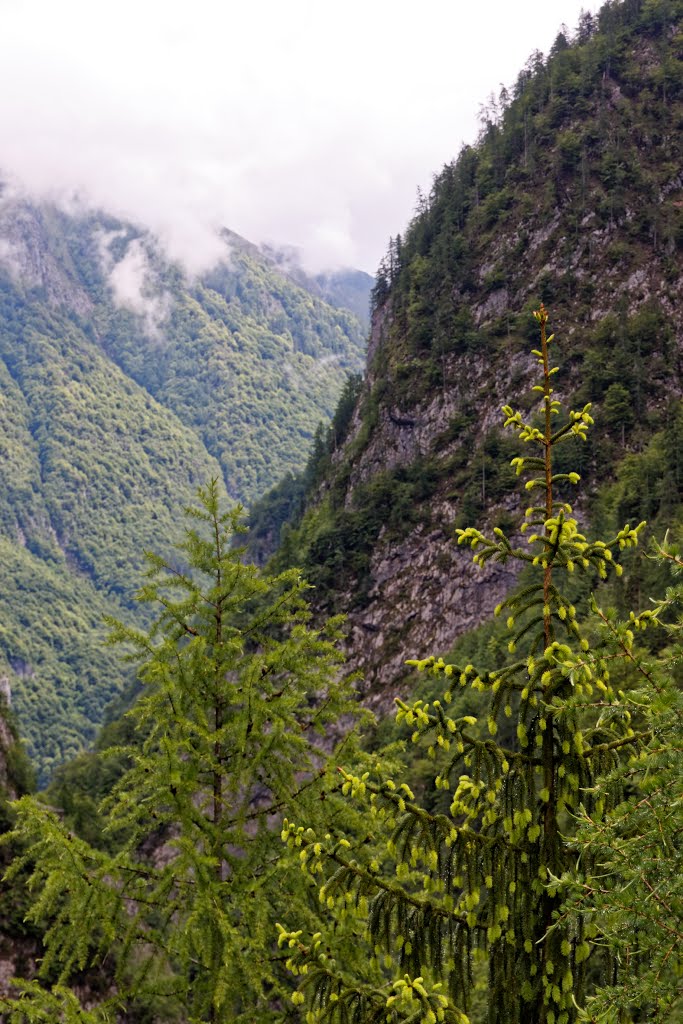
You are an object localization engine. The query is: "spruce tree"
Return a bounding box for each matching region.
[279,306,652,1024]
[2,481,361,1023]
[559,539,682,1022]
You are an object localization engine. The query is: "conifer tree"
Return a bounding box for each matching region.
[2,481,361,1023]
[559,539,682,1022]
[279,306,653,1024]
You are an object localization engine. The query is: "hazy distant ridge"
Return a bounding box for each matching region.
[0,197,369,778]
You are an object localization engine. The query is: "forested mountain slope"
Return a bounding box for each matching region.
[0,200,368,779]
[0,273,220,780]
[251,0,683,704]
[261,240,374,329]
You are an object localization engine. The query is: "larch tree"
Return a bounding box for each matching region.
[2,481,362,1024]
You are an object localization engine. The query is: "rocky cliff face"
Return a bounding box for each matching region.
[344,523,519,708]
[326,334,529,701]
[0,717,16,800]
[265,0,683,706]
[0,197,94,318]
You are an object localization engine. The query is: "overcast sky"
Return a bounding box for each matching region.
[0,0,602,273]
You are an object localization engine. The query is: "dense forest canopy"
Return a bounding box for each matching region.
[0,205,368,779]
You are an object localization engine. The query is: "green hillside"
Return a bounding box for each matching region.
[0,204,367,779]
[48,214,367,502]
[0,277,222,779]
[0,541,128,776]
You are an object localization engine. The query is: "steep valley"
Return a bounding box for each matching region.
[0,202,369,779]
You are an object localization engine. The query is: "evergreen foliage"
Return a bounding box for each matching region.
[2,482,362,1023]
[558,539,683,1021]
[373,0,683,342]
[277,308,675,1024]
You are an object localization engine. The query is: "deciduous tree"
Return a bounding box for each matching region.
[3,481,360,1023]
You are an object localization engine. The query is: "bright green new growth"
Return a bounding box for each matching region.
[280,307,656,1024]
[560,538,683,1023]
[2,480,361,1023]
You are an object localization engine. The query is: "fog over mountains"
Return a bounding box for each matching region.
[0,191,370,779]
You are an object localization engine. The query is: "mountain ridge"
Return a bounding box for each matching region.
[0,198,370,778]
[250,0,683,705]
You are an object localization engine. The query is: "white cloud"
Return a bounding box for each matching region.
[0,236,20,281]
[0,0,603,273]
[107,241,149,314]
[101,235,172,340]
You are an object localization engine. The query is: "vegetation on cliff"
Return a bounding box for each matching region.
[277,307,682,1024]
[246,0,683,700]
